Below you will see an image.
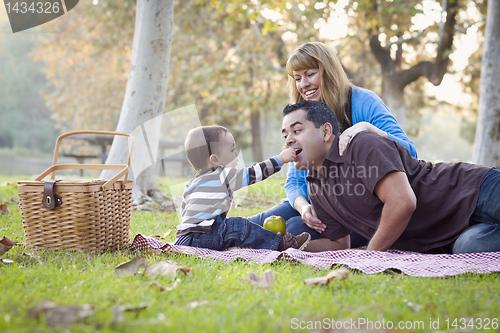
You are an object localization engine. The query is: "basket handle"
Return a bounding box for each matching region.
[50,130,134,184]
[35,164,130,190]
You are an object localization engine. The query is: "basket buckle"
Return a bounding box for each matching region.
[42,180,63,210]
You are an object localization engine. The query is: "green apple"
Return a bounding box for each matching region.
[263,215,286,235]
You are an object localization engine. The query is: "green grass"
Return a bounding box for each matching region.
[1,177,500,332]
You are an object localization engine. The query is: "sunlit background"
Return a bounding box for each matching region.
[0,0,486,178]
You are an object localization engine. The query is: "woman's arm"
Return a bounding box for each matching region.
[339,88,417,158]
[284,162,309,206]
[285,163,325,231]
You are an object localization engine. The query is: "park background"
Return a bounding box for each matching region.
[0,0,494,184]
[2,1,500,332]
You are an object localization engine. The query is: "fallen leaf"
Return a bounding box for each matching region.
[0,236,17,257]
[187,300,209,309]
[146,248,164,256]
[112,305,124,323]
[23,252,44,264]
[27,301,94,327]
[303,267,349,286]
[74,280,85,288]
[110,302,149,324]
[247,270,274,288]
[151,278,181,292]
[424,304,437,311]
[132,204,154,212]
[145,260,191,279]
[0,236,17,246]
[406,301,422,312]
[114,255,148,278]
[123,302,149,312]
[0,204,10,214]
[151,281,167,291]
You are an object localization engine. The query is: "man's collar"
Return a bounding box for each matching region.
[325,134,343,163]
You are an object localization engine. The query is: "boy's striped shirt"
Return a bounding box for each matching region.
[176,157,282,237]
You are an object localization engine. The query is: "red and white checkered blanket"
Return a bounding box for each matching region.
[131,234,500,277]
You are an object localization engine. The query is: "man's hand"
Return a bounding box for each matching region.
[293,196,326,233]
[366,171,417,251]
[301,204,326,233]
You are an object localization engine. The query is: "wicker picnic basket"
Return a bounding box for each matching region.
[17,131,134,252]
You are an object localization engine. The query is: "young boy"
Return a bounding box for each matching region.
[175,125,311,251]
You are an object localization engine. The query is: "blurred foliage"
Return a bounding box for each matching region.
[460,0,486,112]
[30,0,485,154]
[0,19,57,152]
[32,0,135,133]
[33,0,329,153]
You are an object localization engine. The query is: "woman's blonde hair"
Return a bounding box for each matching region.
[286,42,352,130]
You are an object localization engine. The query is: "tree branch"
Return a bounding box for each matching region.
[396,61,436,87]
[383,29,427,50]
[455,18,485,34]
[369,34,395,74]
[352,70,381,81]
[380,0,459,88]
[434,0,458,80]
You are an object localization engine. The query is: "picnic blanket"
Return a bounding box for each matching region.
[130,234,500,277]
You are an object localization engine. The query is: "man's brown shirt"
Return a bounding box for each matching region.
[307,131,492,252]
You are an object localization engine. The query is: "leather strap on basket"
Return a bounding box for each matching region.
[42,180,63,210]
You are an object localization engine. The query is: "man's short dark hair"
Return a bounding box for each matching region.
[282,101,339,135]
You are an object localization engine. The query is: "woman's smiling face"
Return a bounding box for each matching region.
[293,69,321,102]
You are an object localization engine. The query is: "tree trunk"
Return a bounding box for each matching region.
[100,0,175,205]
[473,0,500,168]
[251,111,263,163]
[382,79,407,128]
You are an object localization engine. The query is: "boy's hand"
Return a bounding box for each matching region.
[277,148,296,164]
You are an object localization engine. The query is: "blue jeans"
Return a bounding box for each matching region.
[453,169,500,254]
[247,201,321,240]
[175,217,282,250]
[248,201,369,246]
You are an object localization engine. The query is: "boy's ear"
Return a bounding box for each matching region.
[322,122,334,142]
[209,154,218,166]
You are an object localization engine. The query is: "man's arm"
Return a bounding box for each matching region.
[305,235,350,252]
[303,198,351,252]
[366,171,417,251]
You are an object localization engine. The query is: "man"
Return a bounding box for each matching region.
[281,100,500,253]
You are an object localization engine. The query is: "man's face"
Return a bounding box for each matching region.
[282,109,327,171]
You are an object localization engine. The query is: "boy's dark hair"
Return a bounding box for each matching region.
[185,125,229,171]
[282,100,339,135]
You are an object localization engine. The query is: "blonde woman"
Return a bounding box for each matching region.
[248,42,417,251]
